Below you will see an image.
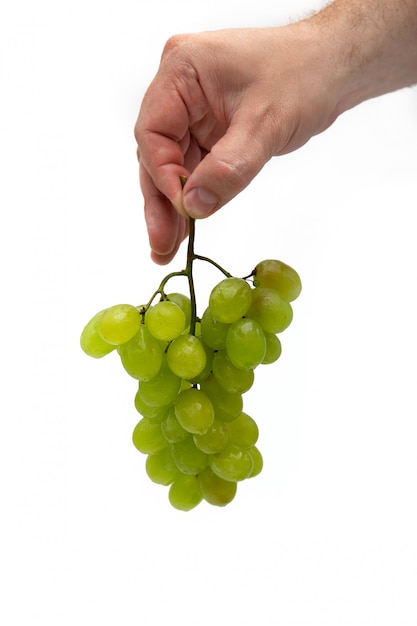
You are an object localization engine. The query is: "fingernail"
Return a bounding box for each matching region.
[183,187,217,218]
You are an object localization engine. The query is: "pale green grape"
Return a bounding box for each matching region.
[262,332,282,364]
[174,387,214,435]
[200,307,230,350]
[167,334,206,380]
[254,259,302,302]
[200,374,243,422]
[226,413,259,449]
[225,318,266,370]
[132,418,168,455]
[247,446,263,478]
[198,467,237,507]
[171,437,209,475]
[134,389,170,420]
[212,351,254,394]
[193,419,228,454]
[139,355,181,407]
[161,406,189,443]
[145,300,186,341]
[98,304,141,345]
[247,287,293,334]
[80,310,116,358]
[118,325,163,380]
[168,474,202,511]
[187,339,214,384]
[209,277,252,323]
[166,292,192,329]
[209,444,254,482]
[145,447,179,485]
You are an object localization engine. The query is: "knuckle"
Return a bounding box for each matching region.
[161,33,190,58]
[215,154,256,192]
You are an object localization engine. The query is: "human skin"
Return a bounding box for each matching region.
[134,0,417,264]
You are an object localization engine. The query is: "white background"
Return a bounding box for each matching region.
[1,1,416,624]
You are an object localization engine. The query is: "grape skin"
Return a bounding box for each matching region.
[198,467,237,507]
[209,444,254,482]
[167,334,207,380]
[146,447,179,485]
[171,437,209,475]
[212,351,254,394]
[209,277,252,324]
[146,300,186,342]
[139,356,181,407]
[200,307,230,350]
[226,412,259,449]
[225,318,266,370]
[80,310,116,358]
[247,287,293,334]
[132,418,168,455]
[174,387,215,435]
[98,304,141,346]
[193,419,229,454]
[169,475,203,511]
[118,325,163,381]
[254,259,302,302]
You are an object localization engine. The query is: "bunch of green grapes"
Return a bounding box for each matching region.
[80,258,301,511]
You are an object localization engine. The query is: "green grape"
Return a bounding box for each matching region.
[139,355,181,407]
[209,277,252,324]
[98,304,141,345]
[226,413,259,449]
[200,374,243,422]
[166,334,206,380]
[200,307,230,350]
[247,446,263,478]
[171,437,209,475]
[145,300,186,341]
[118,325,163,380]
[193,419,228,454]
[166,292,192,329]
[212,351,255,394]
[134,388,170,420]
[225,318,266,370]
[145,447,179,485]
[168,474,202,511]
[174,387,215,435]
[254,259,302,302]
[161,406,189,443]
[209,444,254,482]
[262,332,282,364]
[198,467,237,507]
[247,287,293,334]
[80,309,116,358]
[187,339,214,384]
[132,417,168,455]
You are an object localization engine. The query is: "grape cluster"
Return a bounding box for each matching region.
[80,259,301,511]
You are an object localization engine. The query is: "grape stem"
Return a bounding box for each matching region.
[186,218,198,335]
[141,177,232,334]
[141,270,187,316]
[194,254,232,278]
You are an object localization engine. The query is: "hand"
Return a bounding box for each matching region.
[135,1,417,264]
[135,24,341,263]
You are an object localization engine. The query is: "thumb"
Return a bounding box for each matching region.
[182,116,274,218]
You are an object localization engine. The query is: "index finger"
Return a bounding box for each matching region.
[134,77,192,215]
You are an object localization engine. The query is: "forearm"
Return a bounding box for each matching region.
[309,0,417,115]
